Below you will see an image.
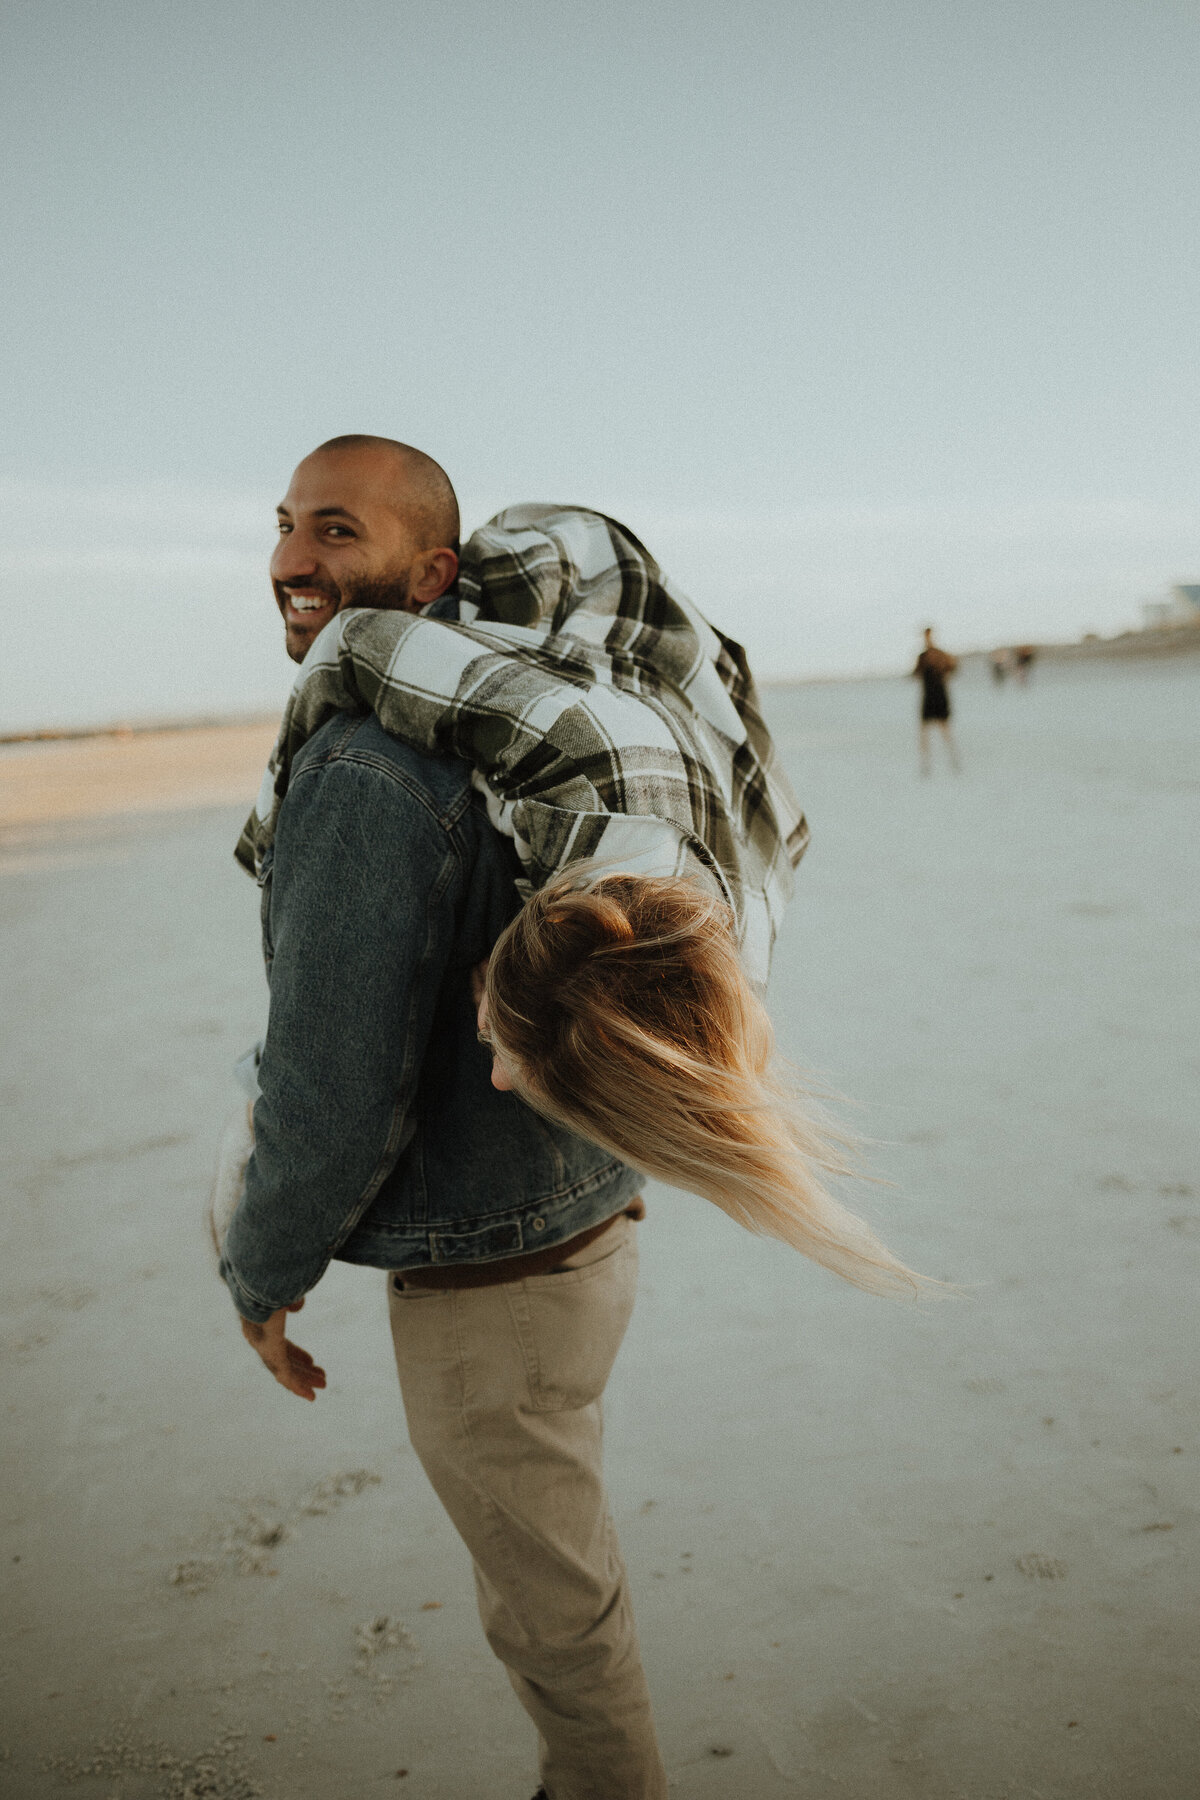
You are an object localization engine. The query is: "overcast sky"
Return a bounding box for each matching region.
[4,1,1200,729]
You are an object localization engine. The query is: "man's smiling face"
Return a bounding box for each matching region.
[271,445,431,663]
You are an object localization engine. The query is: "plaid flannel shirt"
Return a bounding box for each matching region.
[236,506,808,984]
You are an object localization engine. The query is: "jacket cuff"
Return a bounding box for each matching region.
[219,1258,283,1325]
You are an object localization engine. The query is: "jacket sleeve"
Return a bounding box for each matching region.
[220,751,463,1322]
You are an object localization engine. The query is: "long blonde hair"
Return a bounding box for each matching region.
[485,872,931,1299]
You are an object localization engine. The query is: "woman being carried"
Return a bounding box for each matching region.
[238,506,929,1297]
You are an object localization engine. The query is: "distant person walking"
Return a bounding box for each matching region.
[1013,643,1036,684]
[913,627,960,774]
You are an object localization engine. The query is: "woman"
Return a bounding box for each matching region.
[239,508,930,1296]
[238,505,803,987]
[477,869,928,1298]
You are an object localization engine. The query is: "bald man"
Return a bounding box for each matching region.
[221,436,667,1800]
[271,434,462,661]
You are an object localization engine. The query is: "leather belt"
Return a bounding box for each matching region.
[393,1197,645,1291]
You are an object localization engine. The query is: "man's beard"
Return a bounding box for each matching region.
[279,565,413,662]
[335,567,413,612]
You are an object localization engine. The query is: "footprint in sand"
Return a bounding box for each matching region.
[43,1725,258,1798]
[169,1469,382,1592]
[352,1615,423,1700]
[1,1328,55,1363]
[1015,1553,1067,1580]
[37,1280,96,1311]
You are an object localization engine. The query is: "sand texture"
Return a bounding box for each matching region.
[0,723,279,834]
[1,659,1197,1797]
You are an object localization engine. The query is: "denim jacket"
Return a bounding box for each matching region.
[219,709,641,1324]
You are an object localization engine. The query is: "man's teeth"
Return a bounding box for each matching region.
[289,596,327,613]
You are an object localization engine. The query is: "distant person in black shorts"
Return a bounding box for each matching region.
[913,626,960,774]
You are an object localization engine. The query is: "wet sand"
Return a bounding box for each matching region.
[1,660,1197,1798]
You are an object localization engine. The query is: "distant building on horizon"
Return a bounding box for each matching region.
[1141,584,1200,629]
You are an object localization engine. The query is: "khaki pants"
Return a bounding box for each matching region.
[388,1215,668,1800]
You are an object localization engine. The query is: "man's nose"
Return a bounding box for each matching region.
[270,531,320,585]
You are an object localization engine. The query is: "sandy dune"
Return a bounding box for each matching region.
[1,659,1197,1798]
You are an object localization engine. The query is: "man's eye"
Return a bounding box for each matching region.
[276,521,291,535]
[324,525,354,539]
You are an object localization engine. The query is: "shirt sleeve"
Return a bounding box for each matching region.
[219,750,463,1322]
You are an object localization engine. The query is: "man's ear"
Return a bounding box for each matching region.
[406,547,459,610]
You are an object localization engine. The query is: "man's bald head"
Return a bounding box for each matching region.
[312,435,460,553]
[271,436,461,661]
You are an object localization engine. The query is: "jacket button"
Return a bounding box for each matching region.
[531,1217,546,1232]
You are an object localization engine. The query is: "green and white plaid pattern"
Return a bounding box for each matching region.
[236,506,808,983]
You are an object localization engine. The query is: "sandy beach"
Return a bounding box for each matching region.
[2,657,1197,1799]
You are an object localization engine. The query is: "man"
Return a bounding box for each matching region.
[912,624,960,775]
[219,435,668,1799]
